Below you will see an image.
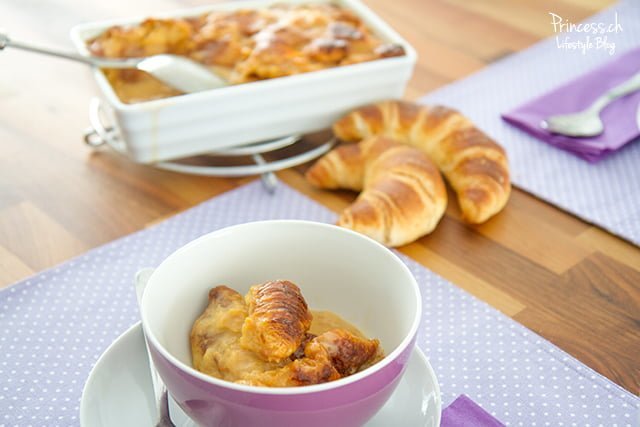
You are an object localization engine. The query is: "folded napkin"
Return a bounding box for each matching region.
[441,395,505,427]
[502,46,640,162]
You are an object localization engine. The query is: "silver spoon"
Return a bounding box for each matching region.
[0,32,227,94]
[135,268,176,427]
[541,71,640,137]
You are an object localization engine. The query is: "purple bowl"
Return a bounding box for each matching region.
[141,221,422,427]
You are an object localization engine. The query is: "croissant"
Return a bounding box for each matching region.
[240,280,313,362]
[306,136,447,247]
[332,100,511,223]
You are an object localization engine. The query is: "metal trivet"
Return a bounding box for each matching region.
[83,98,335,192]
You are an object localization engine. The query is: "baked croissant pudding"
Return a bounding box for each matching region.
[306,100,511,247]
[88,3,405,103]
[190,280,383,387]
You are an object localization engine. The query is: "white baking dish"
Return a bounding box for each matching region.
[70,0,417,163]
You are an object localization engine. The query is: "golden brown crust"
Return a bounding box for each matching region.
[332,104,384,142]
[311,329,381,376]
[441,127,506,157]
[332,100,510,223]
[240,280,313,362]
[394,100,422,134]
[305,143,366,191]
[306,136,447,247]
[88,4,405,103]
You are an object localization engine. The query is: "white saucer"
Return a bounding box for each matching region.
[81,322,441,427]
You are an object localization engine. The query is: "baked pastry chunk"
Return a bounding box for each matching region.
[239,329,380,387]
[332,100,511,224]
[240,280,312,362]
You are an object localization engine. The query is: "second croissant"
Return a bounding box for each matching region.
[306,100,511,247]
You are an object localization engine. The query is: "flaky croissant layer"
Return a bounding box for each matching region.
[241,280,312,362]
[306,136,447,247]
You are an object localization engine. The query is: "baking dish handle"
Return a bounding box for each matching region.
[83,97,126,152]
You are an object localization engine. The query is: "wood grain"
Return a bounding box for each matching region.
[1,0,637,395]
[0,202,88,271]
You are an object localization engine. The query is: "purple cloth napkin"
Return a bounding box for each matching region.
[441,395,505,427]
[502,46,640,162]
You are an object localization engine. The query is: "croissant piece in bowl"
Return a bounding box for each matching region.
[240,328,380,387]
[333,100,511,224]
[306,136,447,247]
[240,280,313,362]
[190,286,281,380]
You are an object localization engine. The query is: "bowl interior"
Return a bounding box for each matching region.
[142,221,420,376]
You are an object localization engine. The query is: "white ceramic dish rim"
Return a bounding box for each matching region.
[68,0,418,113]
[80,321,442,426]
[140,220,423,396]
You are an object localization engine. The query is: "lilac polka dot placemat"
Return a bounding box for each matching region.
[420,0,640,246]
[0,181,638,426]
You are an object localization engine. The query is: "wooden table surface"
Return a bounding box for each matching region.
[1,0,638,394]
